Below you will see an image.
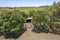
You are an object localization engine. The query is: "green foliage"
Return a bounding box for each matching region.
[0,10,25,34]
[0,1,60,34]
[32,2,60,32]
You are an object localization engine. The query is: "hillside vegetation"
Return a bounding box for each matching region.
[0,2,60,36]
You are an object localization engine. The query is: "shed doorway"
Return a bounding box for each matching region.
[26,18,32,23]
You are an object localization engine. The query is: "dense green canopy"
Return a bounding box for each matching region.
[0,2,60,34]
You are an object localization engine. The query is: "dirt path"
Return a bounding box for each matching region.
[24,23,34,30]
[17,29,60,40]
[0,23,60,40]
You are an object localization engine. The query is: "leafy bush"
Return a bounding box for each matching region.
[0,10,26,34]
[32,2,60,33]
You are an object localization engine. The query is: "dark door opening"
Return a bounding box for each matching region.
[26,18,32,23]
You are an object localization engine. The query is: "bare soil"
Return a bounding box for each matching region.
[17,29,60,40]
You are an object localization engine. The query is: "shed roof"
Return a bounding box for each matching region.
[26,17,32,20]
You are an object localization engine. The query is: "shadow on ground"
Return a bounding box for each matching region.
[4,28,27,39]
[32,27,60,35]
[0,32,3,36]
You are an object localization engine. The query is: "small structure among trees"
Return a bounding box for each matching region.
[24,17,34,30]
[26,17,32,23]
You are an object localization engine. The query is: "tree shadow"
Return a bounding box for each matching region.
[32,26,60,35]
[4,28,27,39]
[0,32,3,36]
[32,27,49,33]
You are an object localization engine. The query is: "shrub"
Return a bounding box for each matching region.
[0,10,25,34]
